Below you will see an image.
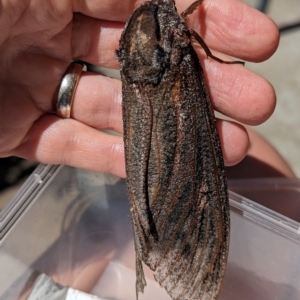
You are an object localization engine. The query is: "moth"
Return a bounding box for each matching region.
[117,0,243,299]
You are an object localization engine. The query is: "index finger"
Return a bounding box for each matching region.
[191,0,279,62]
[72,0,279,66]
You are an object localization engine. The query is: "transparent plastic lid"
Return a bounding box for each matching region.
[1,164,300,299]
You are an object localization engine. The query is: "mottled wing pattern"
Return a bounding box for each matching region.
[118,1,230,299]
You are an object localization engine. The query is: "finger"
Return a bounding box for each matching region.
[13,114,247,176]
[217,119,249,166]
[73,50,275,130]
[186,0,280,62]
[71,74,250,166]
[72,0,279,66]
[71,72,123,132]
[13,114,126,178]
[199,50,276,125]
[72,0,141,21]
[72,14,123,68]
[70,56,274,128]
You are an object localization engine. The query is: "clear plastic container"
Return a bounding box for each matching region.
[229,177,300,223]
[1,165,300,299]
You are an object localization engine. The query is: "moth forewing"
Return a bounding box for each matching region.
[117,0,230,299]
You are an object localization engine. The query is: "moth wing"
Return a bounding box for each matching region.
[143,51,230,300]
[122,81,159,295]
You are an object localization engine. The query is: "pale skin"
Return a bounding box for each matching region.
[0,0,279,178]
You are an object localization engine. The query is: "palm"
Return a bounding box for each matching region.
[0,0,279,178]
[0,2,74,151]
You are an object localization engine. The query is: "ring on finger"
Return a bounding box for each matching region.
[56,61,87,119]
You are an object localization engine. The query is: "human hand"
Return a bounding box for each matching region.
[0,0,278,178]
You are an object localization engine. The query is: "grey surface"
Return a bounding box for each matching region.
[1,165,300,299]
[243,0,300,176]
[0,0,300,211]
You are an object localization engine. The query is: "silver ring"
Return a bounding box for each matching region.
[56,62,87,118]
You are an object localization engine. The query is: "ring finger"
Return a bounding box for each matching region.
[72,71,123,133]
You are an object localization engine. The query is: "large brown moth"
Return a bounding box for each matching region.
[117,0,243,299]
